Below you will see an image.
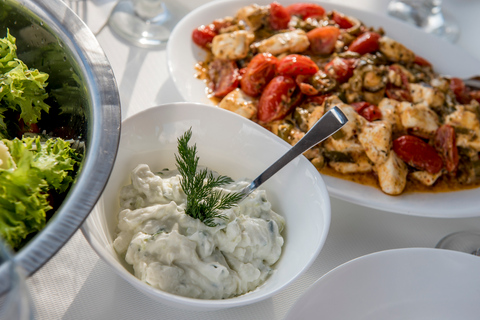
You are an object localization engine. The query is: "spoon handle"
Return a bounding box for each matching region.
[239,106,348,199]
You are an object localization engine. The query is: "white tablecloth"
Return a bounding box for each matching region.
[27,1,480,319]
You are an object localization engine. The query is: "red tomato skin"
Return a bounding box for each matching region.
[277,54,319,77]
[470,90,480,103]
[434,124,459,173]
[240,53,278,97]
[324,57,355,83]
[192,24,217,48]
[307,26,340,55]
[414,55,432,67]
[393,135,443,174]
[257,76,297,123]
[208,59,240,97]
[351,101,382,121]
[450,77,471,104]
[348,32,381,55]
[269,2,291,30]
[332,11,353,29]
[286,3,326,19]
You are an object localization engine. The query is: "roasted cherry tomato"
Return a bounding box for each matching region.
[449,77,471,104]
[351,101,382,122]
[277,54,319,77]
[386,65,412,102]
[393,135,443,174]
[257,75,298,122]
[307,26,340,55]
[285,3,326,19]
[192,24,217,48]
[470,90,480,103]
[332,11,354,29]
[324,57,356,83]
[240,53,278,97]
[269,2,291,30]
[304,94,331,106]
[348,31,381,55]
[18,119,40,136]
[413,55,432,67]
[296,71,335,96]
[208,59,239,97]
[434,124,459,173]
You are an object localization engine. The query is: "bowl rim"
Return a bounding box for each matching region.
[82,102,331,310]
[4,0,121,279]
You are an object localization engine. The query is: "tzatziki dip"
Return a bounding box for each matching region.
[113,163,285,299]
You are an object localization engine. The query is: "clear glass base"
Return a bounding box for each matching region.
[436,231,480,256]
[108,0,176,48]
[387,0,460,43]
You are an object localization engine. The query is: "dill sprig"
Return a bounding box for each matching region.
[175,128,243,227]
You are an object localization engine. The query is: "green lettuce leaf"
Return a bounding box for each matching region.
[0,137,82,249]
[0,29,51,137]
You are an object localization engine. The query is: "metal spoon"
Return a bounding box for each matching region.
[238,106,348,201]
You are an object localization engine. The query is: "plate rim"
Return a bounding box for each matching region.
[166,0,480,218]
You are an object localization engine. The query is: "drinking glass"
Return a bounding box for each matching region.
[436,231,480,256]
[387,0,459,43]
[108,0,178,47]
[0,241,34,320]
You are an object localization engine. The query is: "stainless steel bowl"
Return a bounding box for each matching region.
[0,0,121,290]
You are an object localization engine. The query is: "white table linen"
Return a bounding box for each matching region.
[27,1,480,319]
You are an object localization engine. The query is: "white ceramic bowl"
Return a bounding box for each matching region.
[82,102,331,311]
[284,248,480,320]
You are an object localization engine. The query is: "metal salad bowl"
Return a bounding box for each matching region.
[0,0,121,293]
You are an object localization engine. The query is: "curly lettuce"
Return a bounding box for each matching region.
[0,30,51,139]
[0,137,82,249]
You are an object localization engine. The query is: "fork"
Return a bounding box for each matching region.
[66,0,87,22]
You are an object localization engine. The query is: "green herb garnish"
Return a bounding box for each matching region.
[175,128,242,227]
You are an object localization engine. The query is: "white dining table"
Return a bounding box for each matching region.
[27,0,480,319]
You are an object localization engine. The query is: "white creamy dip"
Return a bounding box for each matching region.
[113,164,285,299]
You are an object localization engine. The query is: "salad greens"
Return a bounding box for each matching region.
[0,30,82,250]
[0,29,51,139]
[0,137,82,250]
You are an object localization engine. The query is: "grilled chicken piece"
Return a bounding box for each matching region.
[398,101,439,135]
[444,105,480,151]
[376,151,408,195]
[212,30,254,60]
[410,170,442,186]
[378,98,403,131]
[358,121,392,165]
[409,83,445,109]
[235,4,269,31]
[378,36,415,63]
[255,30,309,55]
[218,88,257,119]
[329,154,373,174]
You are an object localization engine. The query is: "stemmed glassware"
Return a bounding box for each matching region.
[108,0,179,47]
[0,240,34,320]
[436,231,480,256]
[387,0,459,43]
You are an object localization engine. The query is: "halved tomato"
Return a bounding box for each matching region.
[348,31,381,55]
[269,2,291,30]
[208,59,240,97]
[324,57,356,83]
[307,26,340,55]
[240,53,278,97]
[285,3,325,19]
[277,54,319,77]
[393,135,443,174]
[257,75,299,122]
